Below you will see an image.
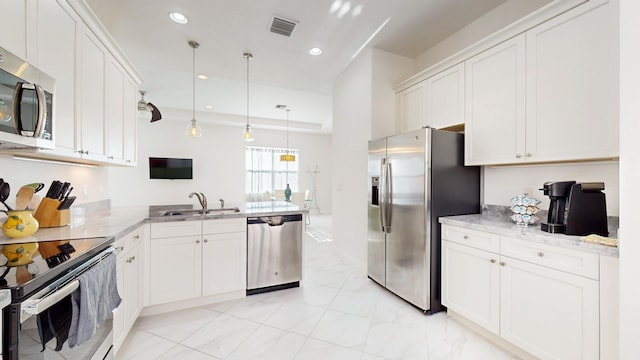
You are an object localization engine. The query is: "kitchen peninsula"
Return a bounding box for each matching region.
[0,201,307,354]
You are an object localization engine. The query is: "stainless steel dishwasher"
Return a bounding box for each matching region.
[247,214,303,295]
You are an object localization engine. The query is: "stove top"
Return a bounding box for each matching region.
[0,237,112,299]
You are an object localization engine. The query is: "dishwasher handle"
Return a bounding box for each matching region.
[247,214,303,226]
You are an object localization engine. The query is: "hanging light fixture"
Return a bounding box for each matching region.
[279,106,295,161]
[186,40,203,138]
[243,52,254,141]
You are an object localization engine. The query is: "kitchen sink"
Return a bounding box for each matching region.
[161,207,240,216]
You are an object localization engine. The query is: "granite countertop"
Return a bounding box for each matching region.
[439,209,619,257]
[0,201,307,245]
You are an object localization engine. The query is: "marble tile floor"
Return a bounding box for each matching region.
[116,215,519,360]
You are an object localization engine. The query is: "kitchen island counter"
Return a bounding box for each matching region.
[0,201,307,245]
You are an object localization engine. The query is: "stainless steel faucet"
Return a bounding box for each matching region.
[189,192,207,209]
[219,198,224,208]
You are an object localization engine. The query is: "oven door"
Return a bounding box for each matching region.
[2,247,116,360]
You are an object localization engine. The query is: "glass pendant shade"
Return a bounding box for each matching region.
[243,124,254,142]
[187,118,202,137]
[280,107,295,161]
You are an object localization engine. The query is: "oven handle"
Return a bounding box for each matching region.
[22,279,79,315]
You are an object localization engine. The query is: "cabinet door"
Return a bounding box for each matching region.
[149,236,202,305]
[105,57,125,162]
[0,1,28,59]
[397,81,427,133]
[442,240,500,335]
[426,63,465,129]
[78,27,107,161]
[465,34,526,165]
[202,232,246,296]
[35,0,79,157]
[124,244,143,324]
[500,257,599,360]
[525,0,617,163]
[123,77,138,165]
[113,244,126,352]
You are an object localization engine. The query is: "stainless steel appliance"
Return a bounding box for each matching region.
[368,128,480,314]
[1,237,115,360]
[247,214,302,295]
[0,46,54,149]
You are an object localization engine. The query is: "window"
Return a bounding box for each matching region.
[246,146,299,200]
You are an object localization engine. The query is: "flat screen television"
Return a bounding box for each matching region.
[149,157,193,179]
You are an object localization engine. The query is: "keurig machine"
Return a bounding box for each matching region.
[540,181,608,236]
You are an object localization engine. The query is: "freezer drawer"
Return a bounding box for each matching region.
[247,214,302,294]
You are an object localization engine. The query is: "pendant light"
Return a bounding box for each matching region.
[280,107,295,161]
[186,40,203,138]
[243,52,254,141]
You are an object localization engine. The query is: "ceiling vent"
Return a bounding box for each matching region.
[270,16,297,37]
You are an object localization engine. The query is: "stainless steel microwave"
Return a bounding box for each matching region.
[0,46,54,149]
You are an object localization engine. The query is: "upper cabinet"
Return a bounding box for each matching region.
[524,0,618,163]
[465,35,526,165]
[426,63,465,129]
[1,0,141,166]
[395,0,618,166]
[396,81,427,133]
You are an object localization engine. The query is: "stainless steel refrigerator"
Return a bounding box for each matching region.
[368,128,480,314]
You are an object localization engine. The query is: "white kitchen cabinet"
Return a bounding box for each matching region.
[122,77,138,165]
[34,0,80,158]
[0,1,28,60]
[500,256,599,360]
[397,81,427,133]
[442,240,500,334]
[113,225,146,353]
[525,0,618,163]
[442,224,601,360]
[77,26,107,162]
[465,34,526,165]
[106,57,125,162]
[425,63,465,129]
[149,218,246,306]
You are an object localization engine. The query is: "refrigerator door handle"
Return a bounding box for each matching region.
[386,162,393,232]
[379,158,387,232]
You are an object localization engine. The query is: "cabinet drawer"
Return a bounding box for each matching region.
[203,218,246,235]
[124,226,144,250]
[500,236,599,279]
[150,221,201,238]
[441,224,500,253]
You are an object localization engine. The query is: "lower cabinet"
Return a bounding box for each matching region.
[442,224,601,360]
[113,225,145,353]
[148,218,246,306]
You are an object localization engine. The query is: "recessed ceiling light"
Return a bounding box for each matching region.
[309,47,323,56]
[205,105,213,109]
[197,74,208,80]
[169,12,188,24]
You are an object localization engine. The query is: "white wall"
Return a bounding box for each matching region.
[484,162,620,216]
[332,49,415,265]
[108,116,332,210]
[0,155,109,208]
[618,0,640,357]
[371,49,415,139]
[415,0,552,71]
[332,50,373,265]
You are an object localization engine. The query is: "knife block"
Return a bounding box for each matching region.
[34,198,70,228]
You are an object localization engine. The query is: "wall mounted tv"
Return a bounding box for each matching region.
[149,157,193,179]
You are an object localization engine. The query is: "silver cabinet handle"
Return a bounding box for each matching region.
[500,261,506,266]
[196,239,200,244]
[203,238,208,243]
[463,235,469,239]
[490,259,496,263]
[516,154,522,158]
[133,235,140,239]
[537,252,544,257]
[526,153,532,157]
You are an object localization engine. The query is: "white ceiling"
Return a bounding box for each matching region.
[86,0,507,133]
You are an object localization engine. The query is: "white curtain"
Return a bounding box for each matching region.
[246,147,299,199]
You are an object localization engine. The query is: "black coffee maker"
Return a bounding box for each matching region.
[540,181,608,236]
